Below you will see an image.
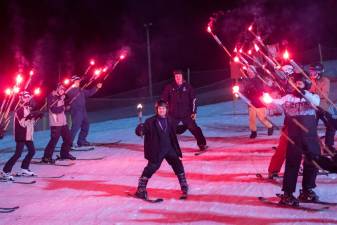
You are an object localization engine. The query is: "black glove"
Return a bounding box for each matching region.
[135,123,144,136]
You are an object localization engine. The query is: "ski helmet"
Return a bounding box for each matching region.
[281,64,294,75]
[19,91,32,101]
[309,62,324,74]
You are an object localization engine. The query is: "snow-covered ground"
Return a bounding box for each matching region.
[1,100,337,225]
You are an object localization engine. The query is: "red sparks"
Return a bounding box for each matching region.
[232,85,240,94]
[233,56,240,63]
[5,88,12,96]
[16,74,23,84]
[13,86,20,94]
[283,50,290,60]
[63,78,70,85]
[90,59,95,66]
[254,44,260,52]
[94,69,102,76]
[262,92,273,104]
[207,26,212,33]
[119,54,126,60]
[34,87,41,96]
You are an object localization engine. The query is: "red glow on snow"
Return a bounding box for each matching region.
[262,92,273,104]
[283,50,290,60]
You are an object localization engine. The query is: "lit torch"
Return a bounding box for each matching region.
[137,103,143,124]
[232,85,240,98]
[262,92,273,104]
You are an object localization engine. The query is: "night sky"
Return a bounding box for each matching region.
[0,0,336,96]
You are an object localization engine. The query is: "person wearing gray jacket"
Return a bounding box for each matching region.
[42,83,76,163]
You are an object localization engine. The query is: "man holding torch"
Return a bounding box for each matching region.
[1,92,42,180]
[66,76,102,148]
[266,73,321,206]
[42,83,76,163]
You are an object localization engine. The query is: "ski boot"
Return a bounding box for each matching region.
[77,141,92,147]
[177,173,189,199]
[135,176,149,200]
[250,131,257,139]
[198,145,208,151]
[279,192,299,206]
[20,168,36,176]
[268,172,279,179]
[267,127,274,136]
[41,156,56,164]
[59,153,76,160]
[1,172,14,181]
[298,189,319,202]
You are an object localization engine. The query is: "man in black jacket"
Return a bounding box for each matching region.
[161,70,207,150]
[134,100,188,200]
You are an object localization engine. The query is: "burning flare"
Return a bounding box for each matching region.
[283,50,290,60]
[137,103,143,110]
[34,87,41,96]
[262,92,273,104]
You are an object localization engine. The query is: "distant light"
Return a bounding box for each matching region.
[119,54,126,60]
[94,69,102,76]
[90,60,95,66]
[29,70,34,76]
[233,56,240,63]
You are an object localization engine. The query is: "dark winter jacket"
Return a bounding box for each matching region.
[14,105,35,141]
[135,115,182,163]
[161,81,196,118]
[242,77,266,108]
[47,93,67,126]
[66,87,97,113]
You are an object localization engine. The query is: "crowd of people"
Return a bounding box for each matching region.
[0,64,336,206]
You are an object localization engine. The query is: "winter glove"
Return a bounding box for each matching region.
[135,123,145,136]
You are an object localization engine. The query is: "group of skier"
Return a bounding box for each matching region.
[1,62,337,206]
[1,76,102,180]
[241,61,337,206]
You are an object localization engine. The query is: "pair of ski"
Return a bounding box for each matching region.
[0,178,36,185]
[125,191,187,203]
[71,140,122,151]
[0,206,19,213]
[259,194,337,212]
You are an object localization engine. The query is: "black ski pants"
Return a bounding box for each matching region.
[3,141,35,173]
[44,125,72,158]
